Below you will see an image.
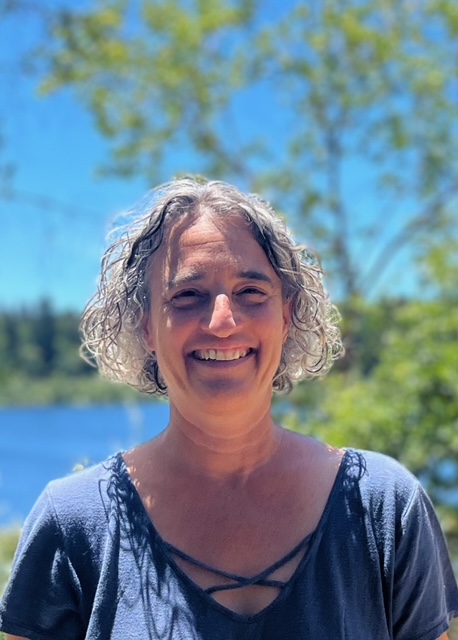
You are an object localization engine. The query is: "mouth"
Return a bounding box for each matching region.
[192,348,253,362]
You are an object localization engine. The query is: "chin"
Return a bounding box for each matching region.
[195,381,271,411]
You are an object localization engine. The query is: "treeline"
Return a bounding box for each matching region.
[0,300,146,404]
[0,299,90,379]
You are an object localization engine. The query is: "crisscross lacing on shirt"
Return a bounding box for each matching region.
[161,532,312,595]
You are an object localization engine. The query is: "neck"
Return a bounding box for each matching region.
[156,403,283,480]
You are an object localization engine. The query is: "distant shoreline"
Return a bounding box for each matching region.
[0,374,160,406]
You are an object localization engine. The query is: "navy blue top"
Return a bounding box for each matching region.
[1,449,457,639]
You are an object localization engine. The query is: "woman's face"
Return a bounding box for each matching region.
[144,211,291,418]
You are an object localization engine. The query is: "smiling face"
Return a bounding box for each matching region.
[144,210,291,421]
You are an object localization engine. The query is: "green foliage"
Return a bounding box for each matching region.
[285,299,458,471]
[0,528,20,640]
[0,528,20,597]
[0,372,149,405]
[39,0,256,179]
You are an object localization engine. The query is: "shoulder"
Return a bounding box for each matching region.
[337,449,432,542]
[0,460,125,638]
[347,452,458,638]
[8,453,130,591]
[344,448,421,506]
[345,448,416,480]
[341,449,453,560]
[46,454,122,503]
[26,454,125,549]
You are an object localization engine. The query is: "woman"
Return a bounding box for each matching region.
[1,179,457,639]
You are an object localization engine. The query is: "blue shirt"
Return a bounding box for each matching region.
[1,449,457,639]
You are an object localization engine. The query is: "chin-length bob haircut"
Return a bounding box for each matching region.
[80,178,343,395]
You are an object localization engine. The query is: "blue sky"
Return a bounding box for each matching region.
[1,91,147,311]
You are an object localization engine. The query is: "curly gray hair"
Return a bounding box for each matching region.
[80,178,343,395]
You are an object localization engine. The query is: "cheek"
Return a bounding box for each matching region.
[145,310,192,357]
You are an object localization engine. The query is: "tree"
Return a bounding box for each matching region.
[31,0,458,308]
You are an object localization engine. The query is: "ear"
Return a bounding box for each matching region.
[282,299,292,342]
[142,314,155,352]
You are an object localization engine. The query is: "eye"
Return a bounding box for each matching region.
[170,289,203,308]
[237,287,268,301]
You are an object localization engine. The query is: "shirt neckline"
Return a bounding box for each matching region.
[114,447,352,622]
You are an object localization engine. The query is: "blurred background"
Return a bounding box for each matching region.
[0,0,457,618]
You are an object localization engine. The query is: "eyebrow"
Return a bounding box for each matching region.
[167,269,275,289]
[238,270,275,285]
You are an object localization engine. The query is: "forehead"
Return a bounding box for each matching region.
[150,211,278,285]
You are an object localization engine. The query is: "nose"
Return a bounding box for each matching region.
[206,294,237,336]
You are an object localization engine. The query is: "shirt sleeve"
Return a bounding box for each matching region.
[0,485,85,640]
[392,482,458,640]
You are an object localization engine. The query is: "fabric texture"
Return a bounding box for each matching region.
[1,449,457,640]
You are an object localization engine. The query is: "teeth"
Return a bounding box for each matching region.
[194,349,250,361]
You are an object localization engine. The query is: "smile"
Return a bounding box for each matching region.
[193,348,252,361]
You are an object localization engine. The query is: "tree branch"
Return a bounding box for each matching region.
[359,179,458,294]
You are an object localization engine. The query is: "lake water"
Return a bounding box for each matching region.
[0,404,170,527]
